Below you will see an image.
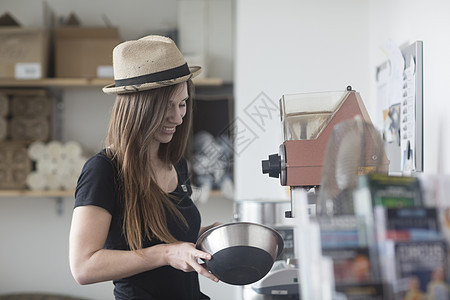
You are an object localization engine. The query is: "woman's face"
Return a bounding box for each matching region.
[154,82,188,144]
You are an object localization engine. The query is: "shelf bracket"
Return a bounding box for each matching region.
[55,197,64,216]
[53,91,64,141]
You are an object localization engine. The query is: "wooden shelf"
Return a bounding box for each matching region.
[0,77,223,88]
[0,189,74,198]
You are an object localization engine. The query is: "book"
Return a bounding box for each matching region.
[374,206,441,242]
[356,173,423,208]
[353,174,425,282]
[322,246,372,283]
[312,214,367,249]
[390,240,449,299]
[334,282,393,300]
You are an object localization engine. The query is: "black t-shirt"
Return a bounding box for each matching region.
[74,150,210,300]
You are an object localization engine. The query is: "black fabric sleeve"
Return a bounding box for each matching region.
[74,152,118,215]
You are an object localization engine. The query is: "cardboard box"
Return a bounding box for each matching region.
[0,27,49,79]
[54,27,121,78]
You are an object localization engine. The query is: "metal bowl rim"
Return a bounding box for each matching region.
[196,221,284,257]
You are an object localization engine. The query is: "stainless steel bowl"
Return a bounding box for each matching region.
[196,222,284,285]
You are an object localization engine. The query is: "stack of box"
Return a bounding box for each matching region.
[7,91,51,141]
[0,89,51,189]
[0,142,32,189]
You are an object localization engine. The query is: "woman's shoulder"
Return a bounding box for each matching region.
[84,150,115,172]
[78,150,120,185]
[75,149,120,213]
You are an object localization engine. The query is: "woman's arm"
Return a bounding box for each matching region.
[69,205,218,285]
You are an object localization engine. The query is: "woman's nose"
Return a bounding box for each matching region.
[167,107,183,124]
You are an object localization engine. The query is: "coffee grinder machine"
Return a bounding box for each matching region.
[252,87,380,299]
[262,86,375,217]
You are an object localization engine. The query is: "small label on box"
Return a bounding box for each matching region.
[15,63,42,79]
[97,65,114,78]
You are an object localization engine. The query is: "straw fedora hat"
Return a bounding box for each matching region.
[103,35,202,94]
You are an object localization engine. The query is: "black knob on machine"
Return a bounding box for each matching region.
[261,153,281,178]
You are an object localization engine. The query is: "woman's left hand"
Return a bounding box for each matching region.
[163,242,219,282]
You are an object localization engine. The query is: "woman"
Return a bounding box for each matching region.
[69,35,219,299]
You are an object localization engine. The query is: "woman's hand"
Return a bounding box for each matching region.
[163,242,219,282]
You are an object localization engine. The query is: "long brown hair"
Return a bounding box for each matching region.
[105,80,194,251]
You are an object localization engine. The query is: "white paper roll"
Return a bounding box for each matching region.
[46,173,62,190]
[46,141,63,160]
[36,157,58,175]
[63,141,83,159]
[28,140,86,190]
[28,141,47,161]
[26,171,47,190]
[56,158,74,177]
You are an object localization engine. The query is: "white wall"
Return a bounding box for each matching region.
[0,196,114,298]
[178,0,234,81]
[234,0,450,202]
[234,0,371,201]
[368,0,450,174]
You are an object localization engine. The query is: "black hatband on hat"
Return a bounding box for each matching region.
[114,63,190,87]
